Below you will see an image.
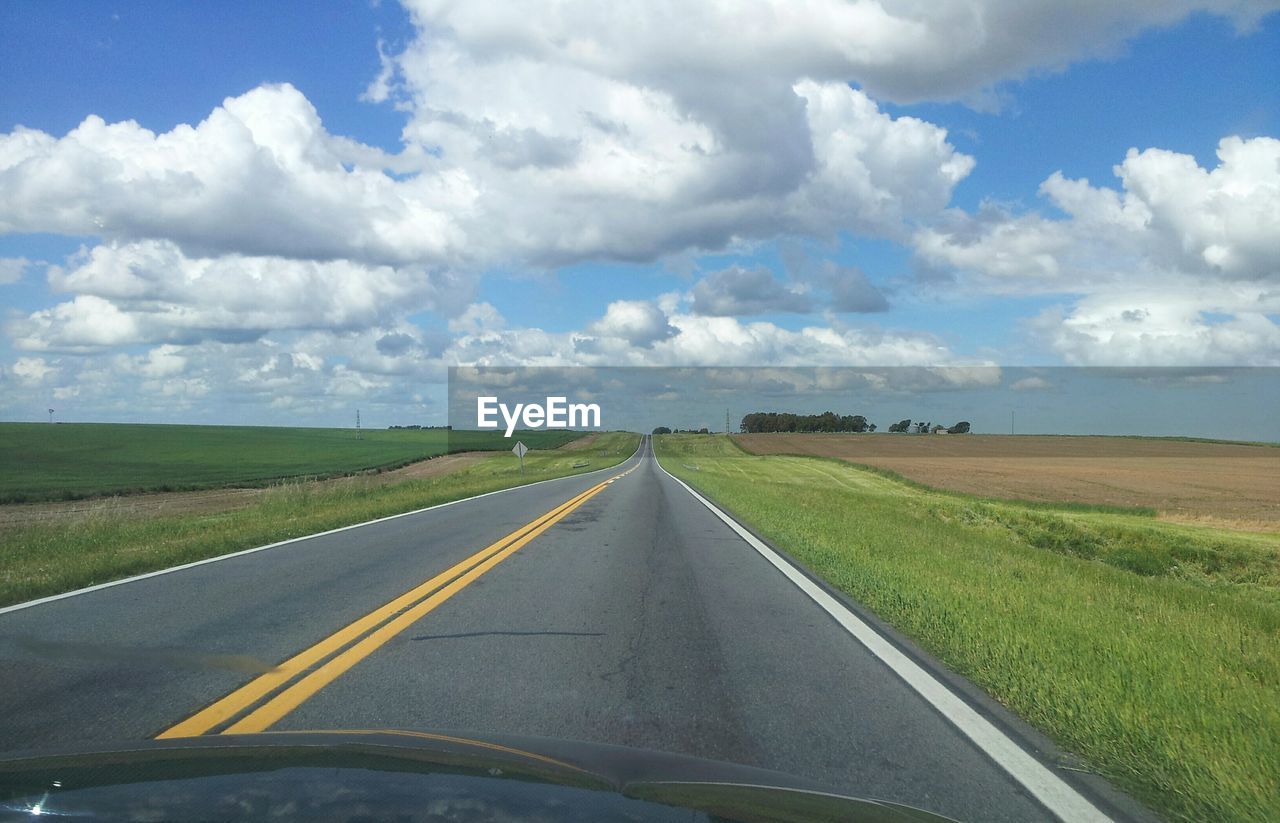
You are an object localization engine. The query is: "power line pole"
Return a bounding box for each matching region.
[725,408,731,435]
[356,408,363,440]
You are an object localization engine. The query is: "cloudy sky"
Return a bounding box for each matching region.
[1,1,1277,427]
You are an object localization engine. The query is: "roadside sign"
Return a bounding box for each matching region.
[512,440,528,472]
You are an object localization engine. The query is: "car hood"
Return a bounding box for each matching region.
[0,728,958,822]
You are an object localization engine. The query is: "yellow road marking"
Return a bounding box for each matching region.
[224,485,605,733]
[157,475,617,739]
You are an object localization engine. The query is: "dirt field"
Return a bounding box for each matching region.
[555,432,602,450]
[734,434,1280,530]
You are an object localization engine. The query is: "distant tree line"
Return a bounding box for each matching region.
[388,424,453,430]
[740,412,872,433]
[654,416,971,435]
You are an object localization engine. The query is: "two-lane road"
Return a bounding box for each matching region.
[0,436,1136,821]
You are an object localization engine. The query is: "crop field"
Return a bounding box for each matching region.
[656,434,1279,823]
[0,423,585,503]
[734,433,1280,530]
[0,432,641,608]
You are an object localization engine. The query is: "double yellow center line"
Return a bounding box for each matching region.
[158,466,634,739]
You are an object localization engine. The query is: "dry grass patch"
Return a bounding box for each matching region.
[0,452,486,527]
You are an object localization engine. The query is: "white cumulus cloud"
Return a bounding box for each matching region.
[1031,289,1280,366]
[588,300,677,348]
[916,136,1280,291]
[395,0,1278,106]
[11,240,468,351]
[444,306,958,369]
[914,136,1280,364]
[0,84,468,266]
[11,356,58,384]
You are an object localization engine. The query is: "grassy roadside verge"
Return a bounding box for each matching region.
[655,434,1279,823]
[0,432,640,609]
[0,423,587,503]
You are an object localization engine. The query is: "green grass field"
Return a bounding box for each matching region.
[0,432,640,608]
[655,434,1279,823]
[0,423,586,502]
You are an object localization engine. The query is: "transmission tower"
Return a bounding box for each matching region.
[356,408,363,440]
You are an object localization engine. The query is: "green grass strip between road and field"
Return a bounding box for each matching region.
[0,423,587,503]
[655,434,1279,823]
[0,432,640,609]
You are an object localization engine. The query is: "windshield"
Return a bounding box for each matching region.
[1,4,1278,823]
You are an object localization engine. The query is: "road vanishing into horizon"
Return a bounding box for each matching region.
[0,436,1145,822]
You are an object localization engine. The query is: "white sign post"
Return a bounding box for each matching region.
[512,440,528,473]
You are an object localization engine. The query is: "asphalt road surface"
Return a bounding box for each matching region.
[0,436,1144,822]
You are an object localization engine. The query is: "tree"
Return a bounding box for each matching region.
[740,411,874,433]
[842,414,868,432]
[947,421,971,434]
[698,427,709,434]
[868,423,877,432]
[652,426,672,435]
[888,419,911,433]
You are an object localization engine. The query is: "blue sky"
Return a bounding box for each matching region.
[1,1,1277,431]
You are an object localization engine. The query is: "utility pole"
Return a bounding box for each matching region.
[356,408,362,440]
[1011,410,1015,435]
[725,408,731,435]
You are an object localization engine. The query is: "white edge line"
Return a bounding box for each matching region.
[652,449,1110,823]
[0,438,645,617]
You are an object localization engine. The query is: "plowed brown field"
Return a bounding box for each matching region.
[733,434,1280,530]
